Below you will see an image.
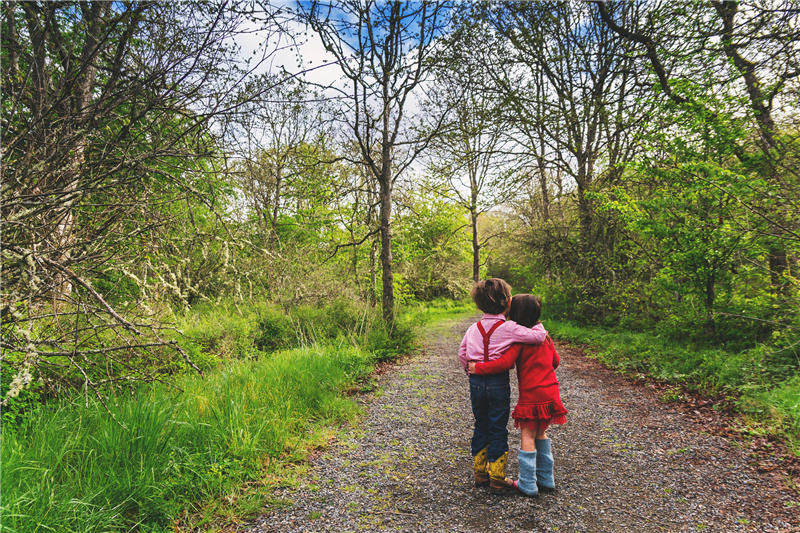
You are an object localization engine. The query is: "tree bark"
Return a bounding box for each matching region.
[471,208,480,282]
[379,174,394,321]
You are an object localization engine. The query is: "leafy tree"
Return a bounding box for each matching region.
[226,75,332,253]
[423,13,511,282]
[298,0,453,322]
[394,183,472,300]
[594,0,800,293]
[483,1,647,260]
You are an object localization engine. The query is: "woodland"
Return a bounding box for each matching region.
[1,1,799,531]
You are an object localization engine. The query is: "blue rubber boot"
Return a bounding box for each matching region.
[535,438,556,492]
[513,449,538,496]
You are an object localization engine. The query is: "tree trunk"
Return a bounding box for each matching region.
[537,156,551,222]
[471,209,480,282]
[576,155,593,247]
[379,176,394,323]
[270,165,282,253]
[369,237,378,308]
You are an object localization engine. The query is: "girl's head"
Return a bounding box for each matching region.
[508,294,542,328]
[470,278,512,315]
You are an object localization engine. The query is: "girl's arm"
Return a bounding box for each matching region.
[471,344,522,375]
[507,322,547,344]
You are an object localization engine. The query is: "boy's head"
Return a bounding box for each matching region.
[470,278,512,315]
[508,294,542,328]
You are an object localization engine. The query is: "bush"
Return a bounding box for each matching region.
[0,366,45,427]
[367,319,416,362]
[177,298,423,367]
[291,297,368,344]
[546,318,800,449]
[254,310,294,352]
[177,300,267,365]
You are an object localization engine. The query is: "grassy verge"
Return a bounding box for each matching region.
[1,344,373,533]
[0,298,473,533]
[546,319,800,454]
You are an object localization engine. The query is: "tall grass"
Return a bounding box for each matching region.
[177,297,420,367]
[1,344,373,533]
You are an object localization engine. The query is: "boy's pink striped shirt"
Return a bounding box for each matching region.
[458,314,547,373]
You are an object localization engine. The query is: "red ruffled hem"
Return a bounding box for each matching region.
[514,416,566,430]
[512,400,568,426]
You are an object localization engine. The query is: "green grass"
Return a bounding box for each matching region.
[1,344,373,533]
[0,297,474,532]
[176,297,431,367]
[546,318,800,453]
[403,297,475,324]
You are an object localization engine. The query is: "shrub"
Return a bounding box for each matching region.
[367,314,417,362]
[254,310,294,353]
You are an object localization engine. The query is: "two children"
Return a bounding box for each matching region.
[460,279,567,496]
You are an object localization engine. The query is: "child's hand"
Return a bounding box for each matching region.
[468,362,477,374]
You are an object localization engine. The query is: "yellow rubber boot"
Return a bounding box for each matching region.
[488,452,514,494]
[473,447,489,487]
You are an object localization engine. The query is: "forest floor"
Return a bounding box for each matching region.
[239,316,800,533]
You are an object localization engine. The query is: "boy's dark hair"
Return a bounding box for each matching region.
[470,278,512,315]
[508,294,542,328]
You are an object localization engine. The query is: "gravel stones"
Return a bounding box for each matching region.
[240,318,800,533]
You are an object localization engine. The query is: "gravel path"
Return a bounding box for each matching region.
[241,317,800,533]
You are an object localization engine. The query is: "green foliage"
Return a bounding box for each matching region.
[1,294,434,531]
[0,367,44,428]
[254,309,295,353]
[291,298,372,344]
[402,297,475,323]
[743,375,800,448]
[366,316,416,362]
[394,187,473,301]
[175,297,423,370]
[178,301,266,366]
[1,344,373,533]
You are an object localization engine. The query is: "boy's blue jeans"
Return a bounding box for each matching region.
[469,371,511,463]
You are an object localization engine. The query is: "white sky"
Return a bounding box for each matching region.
[232,8,345,89]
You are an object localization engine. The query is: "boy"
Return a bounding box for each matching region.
[459,278,547,494]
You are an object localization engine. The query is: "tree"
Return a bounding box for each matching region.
[393,183,472,299]
[594,0,800,293]
[582,0,800,339]
[227,75,330,253]
[483,1,646,260]
[328,142,383,306]
[298,0,452,322]
[423,15,511,282]
[1,0,287,403]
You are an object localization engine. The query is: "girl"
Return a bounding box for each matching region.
[469,294,567,496]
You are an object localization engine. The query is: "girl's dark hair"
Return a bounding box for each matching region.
[508,294,542,328]
[470,278,512,315]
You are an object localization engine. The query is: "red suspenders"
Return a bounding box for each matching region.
[475,320,504,362]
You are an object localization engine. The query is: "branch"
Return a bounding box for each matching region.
[324,227,381,262]
[7,245,142,335]
[593,1,687,105]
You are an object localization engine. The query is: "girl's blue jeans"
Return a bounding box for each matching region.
[469,371,511,463]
